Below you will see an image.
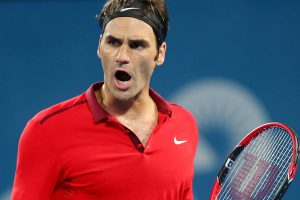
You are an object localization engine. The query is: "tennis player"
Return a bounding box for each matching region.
[11,0,199,199]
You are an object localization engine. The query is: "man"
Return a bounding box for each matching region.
[12,0,199,199]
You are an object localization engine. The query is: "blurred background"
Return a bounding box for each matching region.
[1,0,299,199]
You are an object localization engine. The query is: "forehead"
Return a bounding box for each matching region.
[103,17,156,40]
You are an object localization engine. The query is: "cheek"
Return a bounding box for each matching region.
[100,58,114,81]
[137,59,156,79]
[99,47,114,72]
[99,43,117,62]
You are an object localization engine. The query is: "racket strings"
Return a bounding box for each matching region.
[263,129,293,199]
[251,129,287,196]
[243,127,291,199]
[223,130,290,200]
[219,128,284,199]
[245,128,292,199]
[218,127,293,200]
[254,129,292,199]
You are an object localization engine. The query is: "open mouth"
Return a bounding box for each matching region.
[115,70,131,82]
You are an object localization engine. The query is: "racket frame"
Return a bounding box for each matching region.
[209,122,300,200]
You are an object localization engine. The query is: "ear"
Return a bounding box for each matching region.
[156,42,167,66]
[97,34,103,59]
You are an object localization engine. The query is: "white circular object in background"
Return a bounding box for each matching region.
[170,78,271,174]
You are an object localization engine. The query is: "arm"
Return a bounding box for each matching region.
[11,119,62,200]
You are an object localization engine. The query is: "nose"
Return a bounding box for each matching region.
[116,44,130,66]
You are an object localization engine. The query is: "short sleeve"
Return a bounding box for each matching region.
[11,118,62,200]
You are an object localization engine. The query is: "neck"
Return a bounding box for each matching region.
[96,85,156,119]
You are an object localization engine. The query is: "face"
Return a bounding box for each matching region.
[98,17,166,102]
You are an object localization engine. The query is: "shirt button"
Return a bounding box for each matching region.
[137,143,143,149]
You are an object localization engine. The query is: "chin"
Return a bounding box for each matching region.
[112,90,136,102]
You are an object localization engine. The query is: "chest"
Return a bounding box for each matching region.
[55,119,196,198]
[118,116,158,146]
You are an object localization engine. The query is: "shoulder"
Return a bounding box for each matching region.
[20,93,87,145]
[168,102,197,122]
[30,93,87,126]
[167,102,199,149]
[18,93,88,157]
[167,101,199,134]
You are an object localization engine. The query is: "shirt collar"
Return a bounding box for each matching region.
[85,82,172,123]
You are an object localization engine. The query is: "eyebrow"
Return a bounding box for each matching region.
[105,35,122,43]
[105,35,150,47]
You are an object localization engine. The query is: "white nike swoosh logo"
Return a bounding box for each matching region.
[174,136,188,145]
[120,7,140,12]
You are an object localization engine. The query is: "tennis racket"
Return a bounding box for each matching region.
[209,122,299,200]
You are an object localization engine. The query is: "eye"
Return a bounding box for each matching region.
[107,38,121,47]
[129,41,146,49]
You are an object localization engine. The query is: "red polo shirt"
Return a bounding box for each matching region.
[12,82,198,200]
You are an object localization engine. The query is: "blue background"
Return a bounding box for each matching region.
[1,0,299,199]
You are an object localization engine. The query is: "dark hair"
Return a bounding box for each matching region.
[97,0,169,48]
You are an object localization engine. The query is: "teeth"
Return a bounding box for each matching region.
[115,71,131,82]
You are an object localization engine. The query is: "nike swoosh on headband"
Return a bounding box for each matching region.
[120,7,140,12]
